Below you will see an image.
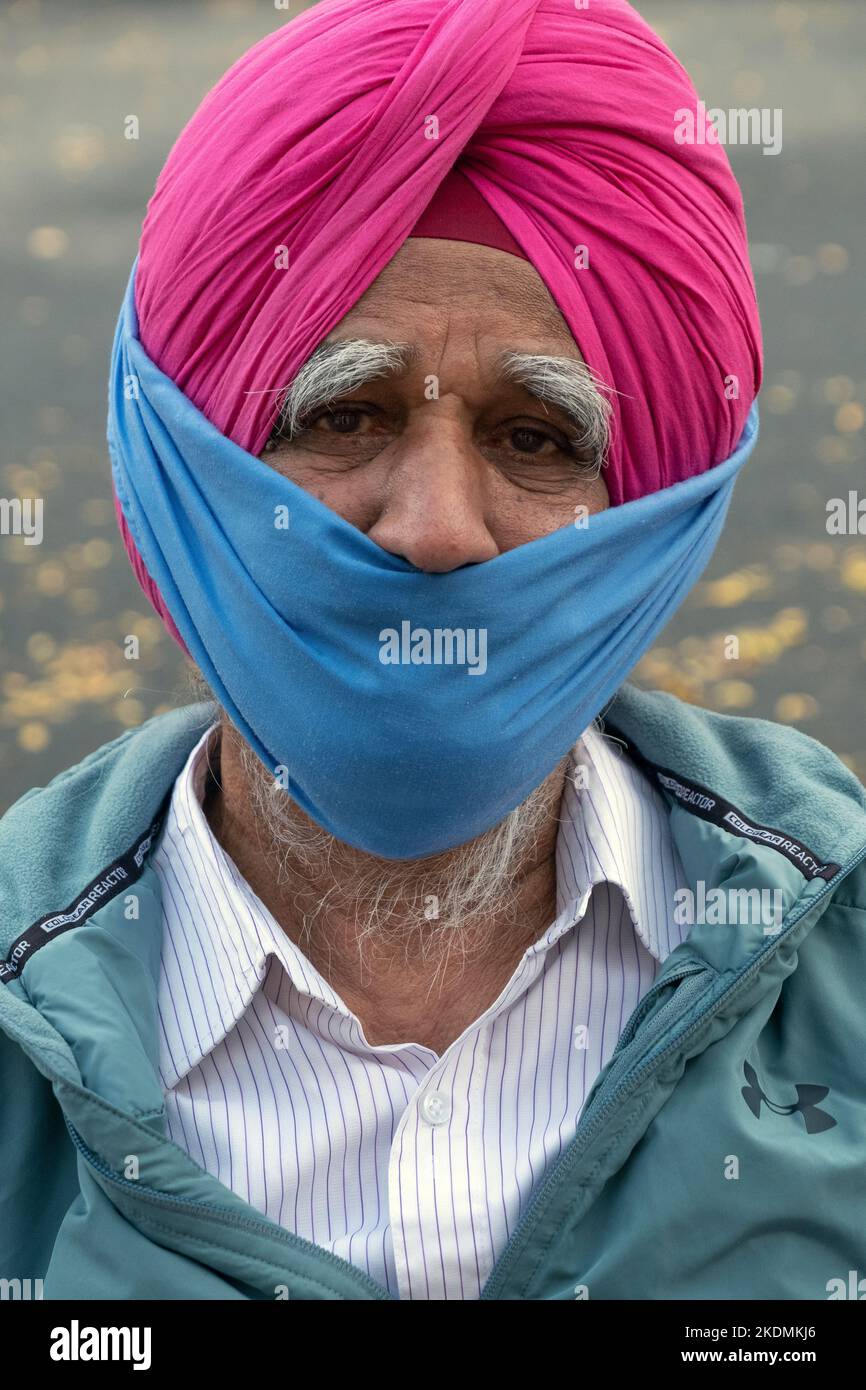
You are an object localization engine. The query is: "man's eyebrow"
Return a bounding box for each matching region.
[495,351,614,472]
[273,339,417,439]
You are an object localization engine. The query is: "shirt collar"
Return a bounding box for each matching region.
[158,722,356,1088]
[158,717,684,1086]
[554,722,684,962]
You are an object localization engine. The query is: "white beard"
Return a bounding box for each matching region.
[232,729,571,984]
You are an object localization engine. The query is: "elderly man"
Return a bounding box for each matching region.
[2,0,865,1304]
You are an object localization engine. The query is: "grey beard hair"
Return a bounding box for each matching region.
[234,729,570,986]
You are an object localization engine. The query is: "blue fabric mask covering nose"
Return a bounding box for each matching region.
[108,261,759,860]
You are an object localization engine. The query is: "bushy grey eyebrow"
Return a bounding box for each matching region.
[270,338,613,474]
[272,339,417,440]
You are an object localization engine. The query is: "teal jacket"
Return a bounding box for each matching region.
[2,685,865,1300]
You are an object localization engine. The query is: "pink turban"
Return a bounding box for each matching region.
[117,0,762,643]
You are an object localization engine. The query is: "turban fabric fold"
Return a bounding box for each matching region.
[116,0,762,645]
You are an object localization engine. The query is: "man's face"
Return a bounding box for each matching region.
[261,237,610,568]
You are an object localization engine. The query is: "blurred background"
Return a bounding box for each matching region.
[1,0,864,810]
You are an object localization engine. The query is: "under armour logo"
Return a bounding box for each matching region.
[741,1061,836,1133]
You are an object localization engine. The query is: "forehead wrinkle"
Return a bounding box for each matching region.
[360,240,573,339]
[506,279,573,336]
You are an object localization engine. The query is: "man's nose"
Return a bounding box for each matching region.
[366,413,500,572]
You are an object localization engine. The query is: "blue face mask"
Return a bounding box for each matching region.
[108,262,759,860]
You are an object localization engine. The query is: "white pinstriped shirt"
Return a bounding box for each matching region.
[153,721,690,1300]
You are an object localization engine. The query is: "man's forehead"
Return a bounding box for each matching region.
[342,235,574,343]
[311,339,586,377]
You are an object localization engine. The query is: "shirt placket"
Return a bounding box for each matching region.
[387,932,573,1301]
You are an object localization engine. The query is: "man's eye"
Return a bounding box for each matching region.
[509,425,560,455]
[304,405,366,430]
[502,422,590,463]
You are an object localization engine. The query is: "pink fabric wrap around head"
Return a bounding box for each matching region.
[117,0,762,648]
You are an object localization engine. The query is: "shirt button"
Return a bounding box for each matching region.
[420,1090,451,1126]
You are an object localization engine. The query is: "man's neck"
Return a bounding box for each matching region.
[203,722,567,1053]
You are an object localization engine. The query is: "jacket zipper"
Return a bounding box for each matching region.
[63,1116,394,1301]
[566,960,707,1127]
[479,841,866,1299]
[611,959,706,1053]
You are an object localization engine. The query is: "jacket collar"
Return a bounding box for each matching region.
[604,683,866,885]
